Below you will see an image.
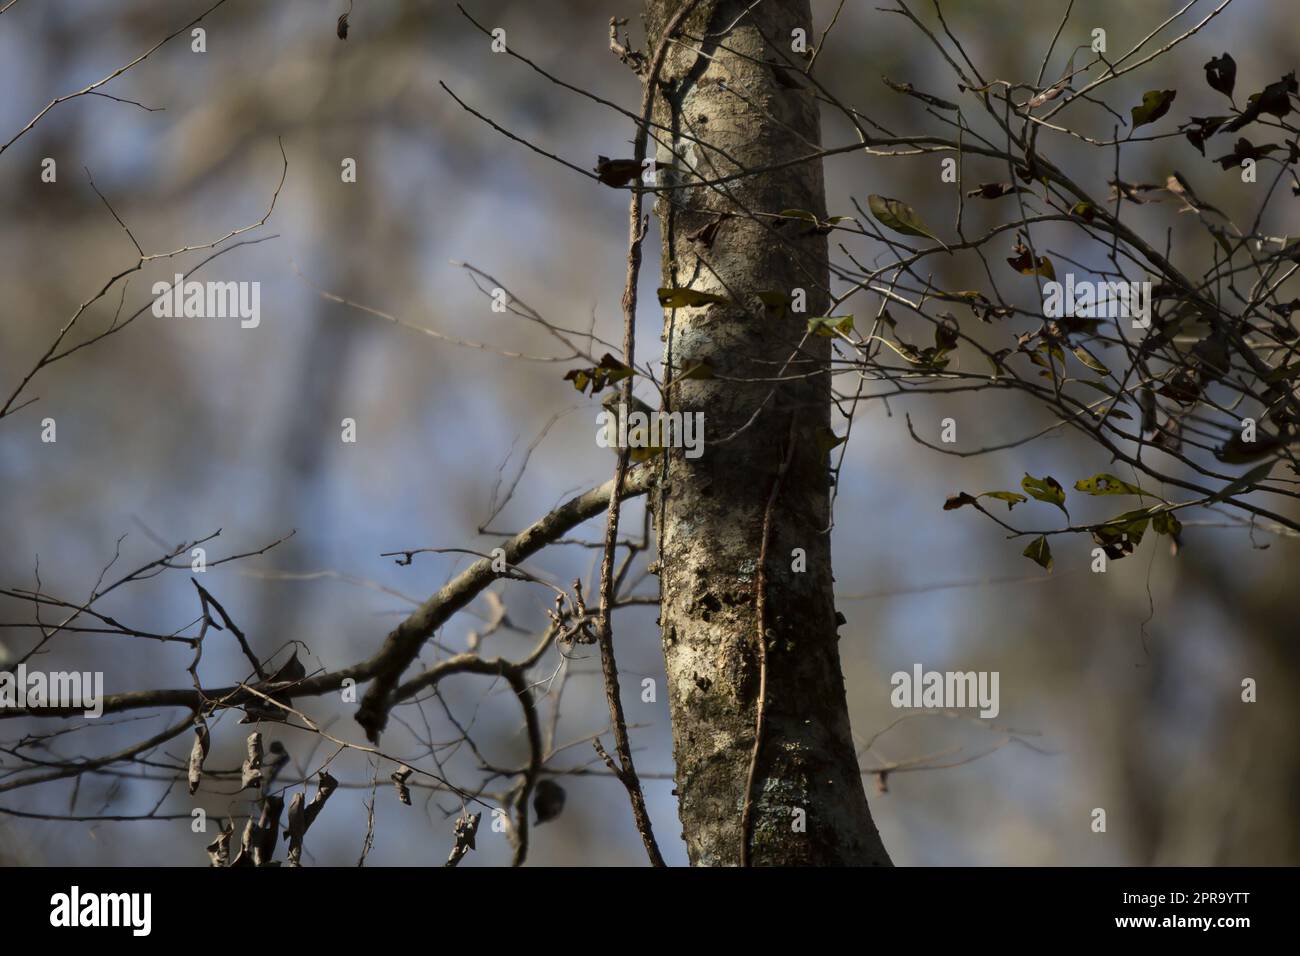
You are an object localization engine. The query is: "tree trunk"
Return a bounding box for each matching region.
[645,0,891,866]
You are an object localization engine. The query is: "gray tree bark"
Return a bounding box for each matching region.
[644,0,891,865]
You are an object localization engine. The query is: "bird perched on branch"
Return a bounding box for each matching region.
[599,389,655,419]
[599,390,669,461]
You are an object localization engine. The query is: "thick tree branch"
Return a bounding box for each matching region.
[2,468,653,723]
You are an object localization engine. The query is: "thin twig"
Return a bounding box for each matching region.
[740,413,798,867]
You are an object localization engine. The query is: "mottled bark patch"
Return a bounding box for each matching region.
[645,0,891,866]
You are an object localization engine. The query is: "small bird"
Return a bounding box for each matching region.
[533,779,566,825]
[600,390,664,461]
[600,389,655,419]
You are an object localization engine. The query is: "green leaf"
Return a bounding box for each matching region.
[676,358,714,381]
[874,337,951,371]
[1023,536,1053,571]
[1092,509,1152,558]
[807,315,855,338]
[1130,89,1177,129]
[1071,346,1109,375]
[943,490,1027,512]
[1021,473,1068,516]
[984,490,1029,509]
[1089,405,1133,421]
[868,194,946,248]
[1152,509,1182,536]
[1210,461,1275,503]
[657,287,729,309]
[774,210,852,235]
[1073,473,1157,499]
[777,208,819,223]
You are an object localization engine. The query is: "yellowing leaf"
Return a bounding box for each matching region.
[807,315,855,338]
[1092,509,1152,559]
[873,336,951,370]
[1073,473,1156,498]
[945,490,1028,512]
[983,490,1029,509]
[1007,246,1056,279]
[563,353,635,395]
[868,194,947,248]
[1071,346,1109,375]
[1021,473,1068,517]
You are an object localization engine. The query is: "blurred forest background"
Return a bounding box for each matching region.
[0,0,1296,866]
